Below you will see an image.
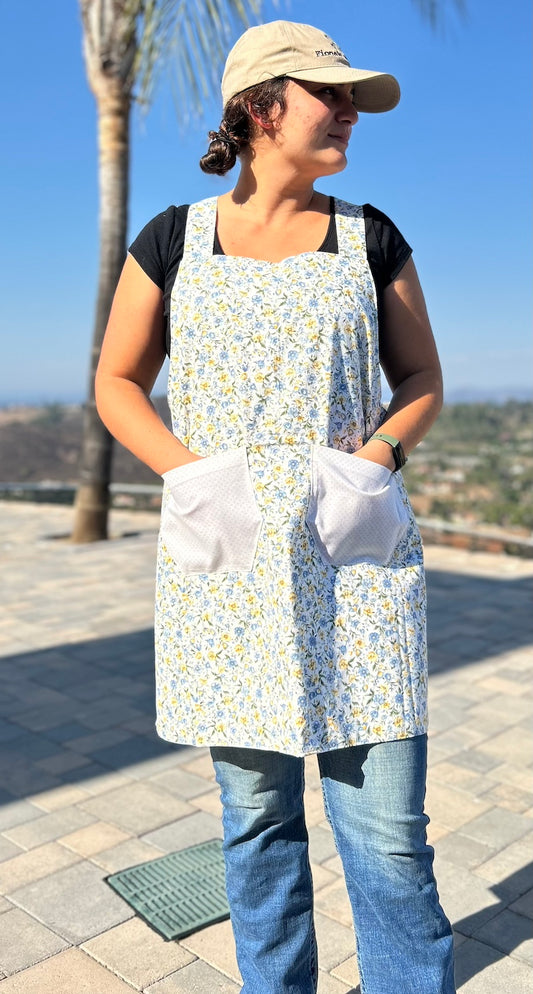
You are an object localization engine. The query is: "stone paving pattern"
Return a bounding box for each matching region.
[0,503,531,993]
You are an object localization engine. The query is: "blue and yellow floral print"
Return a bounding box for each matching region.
[154,197,427,756]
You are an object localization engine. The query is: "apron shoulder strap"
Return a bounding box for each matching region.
[182,197,218,261]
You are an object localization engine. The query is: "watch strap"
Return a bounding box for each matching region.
[370,432,407,472]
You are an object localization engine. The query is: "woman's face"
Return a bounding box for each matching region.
[268,79,359,179]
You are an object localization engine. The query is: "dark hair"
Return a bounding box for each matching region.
[199,77,289,176]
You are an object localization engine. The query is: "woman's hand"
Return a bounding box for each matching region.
[95,254,202,476]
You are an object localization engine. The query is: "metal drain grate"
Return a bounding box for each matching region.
[106,838,229,940]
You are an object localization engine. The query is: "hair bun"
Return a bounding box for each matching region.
[200,130,239,176]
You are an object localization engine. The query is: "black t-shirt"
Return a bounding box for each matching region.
[129,201,412,355]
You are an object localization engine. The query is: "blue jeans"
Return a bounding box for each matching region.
[211,735,455,994]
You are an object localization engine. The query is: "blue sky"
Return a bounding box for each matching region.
[0,0,531,404]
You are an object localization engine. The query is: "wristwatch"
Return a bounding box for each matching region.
[370,432,407,472]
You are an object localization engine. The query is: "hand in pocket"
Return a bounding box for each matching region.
[305,446,409,567]
[161,448,262,574]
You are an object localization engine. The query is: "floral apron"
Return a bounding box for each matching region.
[155,196,427,757]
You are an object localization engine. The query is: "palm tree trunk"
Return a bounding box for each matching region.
[72,85,130,542]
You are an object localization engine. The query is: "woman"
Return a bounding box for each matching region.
[96,20,455,994]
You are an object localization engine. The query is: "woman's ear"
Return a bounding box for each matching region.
[247,100,279,132]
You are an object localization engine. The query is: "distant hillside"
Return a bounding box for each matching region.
[0,400,171,486]
[403,401,533,532]
[1,399,532,533]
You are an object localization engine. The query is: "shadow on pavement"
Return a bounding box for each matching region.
[0,628,179,802]
[0,563,531,990]
[453,862,533,986]
[0,566,531,803]
[426,569,532,674]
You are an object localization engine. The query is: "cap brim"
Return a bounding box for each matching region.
[286,66,400,113]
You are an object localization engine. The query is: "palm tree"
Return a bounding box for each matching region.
[413,0,465,28]
[72,0,261,542]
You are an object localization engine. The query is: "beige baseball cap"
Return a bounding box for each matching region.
[221,20,400,113]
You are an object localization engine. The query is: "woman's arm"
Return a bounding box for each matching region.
[355,256,443,470]
[95,254,202,475]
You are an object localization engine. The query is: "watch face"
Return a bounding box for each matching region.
[393,441,407,470]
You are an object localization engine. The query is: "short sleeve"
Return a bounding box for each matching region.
[128,205,189,353]
[363,204,412,295]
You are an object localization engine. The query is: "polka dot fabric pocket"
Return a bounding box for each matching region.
[161,448,262,574]
[305,445,409,567]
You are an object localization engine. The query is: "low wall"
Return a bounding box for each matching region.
[417,517,533,559]
[1,484,532,558]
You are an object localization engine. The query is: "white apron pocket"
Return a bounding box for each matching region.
[305,445,409,567]
[161,448,262,574]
